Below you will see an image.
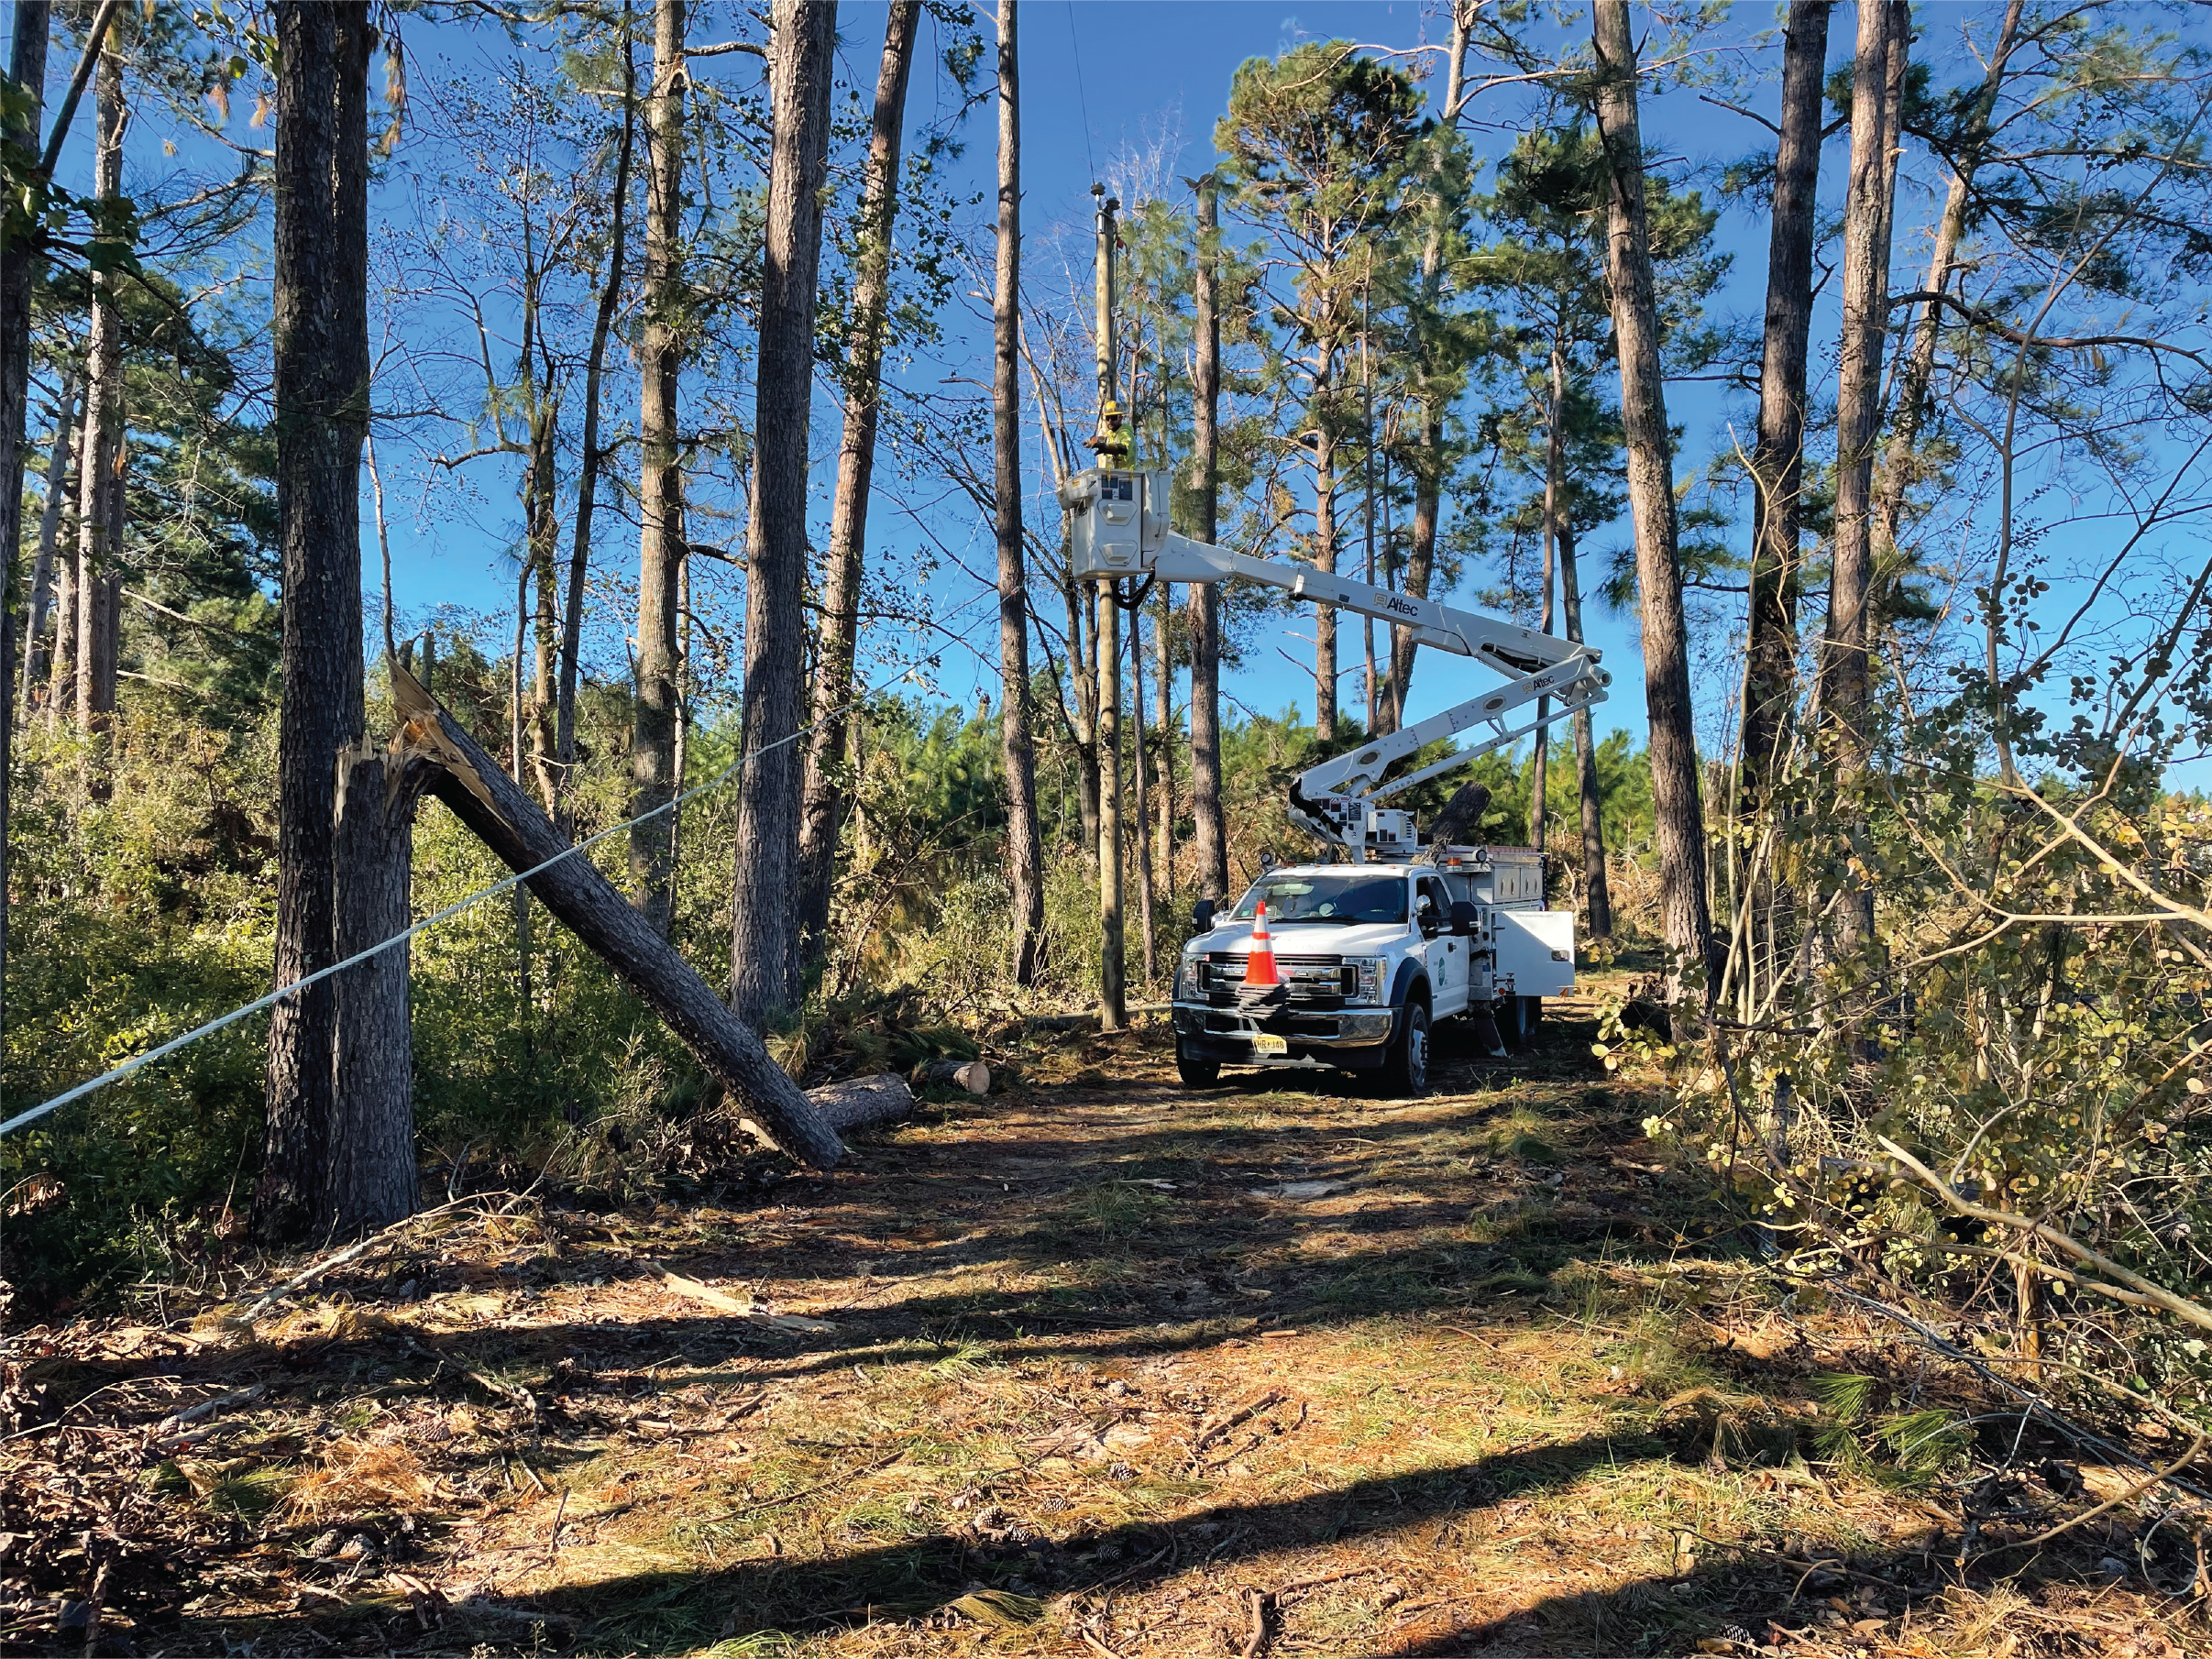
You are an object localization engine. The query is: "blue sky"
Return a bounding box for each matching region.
[362,0,1706,755]
[45,1,2172,784]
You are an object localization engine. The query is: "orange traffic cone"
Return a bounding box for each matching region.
[1244,900,1281,988]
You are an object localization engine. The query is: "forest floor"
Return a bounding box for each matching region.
[5,983,2207,1658]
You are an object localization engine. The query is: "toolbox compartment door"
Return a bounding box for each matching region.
[1493,909,1576,997]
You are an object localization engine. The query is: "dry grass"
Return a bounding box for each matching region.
[281,1436,444,1522]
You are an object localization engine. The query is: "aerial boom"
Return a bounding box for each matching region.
[1061,466,1610,853]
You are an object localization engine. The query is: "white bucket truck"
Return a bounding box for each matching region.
[1061,463,1605,1096]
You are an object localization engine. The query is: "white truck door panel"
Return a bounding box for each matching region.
[1493,908,1576,998]
[1414,874,1468,1016]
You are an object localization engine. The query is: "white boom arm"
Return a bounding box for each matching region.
[1060,467,1610,851]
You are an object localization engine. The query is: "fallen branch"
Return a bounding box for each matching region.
[151,1383,266,1447]
[703,1445,908,1519]
[1829,1285,2212,1507]
[237,1193,513,1324]
[1239,1588,1275,1659]
[649,1263,836,1333]
[2000,1432,2209,1554]
[1876,1137,2212,1335]
[1195,1390,1287,1451]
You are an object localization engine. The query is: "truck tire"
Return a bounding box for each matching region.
[1175,1034,1221,1088]
[1382,998,1430,1097]
[1520,994,1543,1038]
[1497,994,1534,1049]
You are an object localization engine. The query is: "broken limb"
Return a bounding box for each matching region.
[387,665,845,1170]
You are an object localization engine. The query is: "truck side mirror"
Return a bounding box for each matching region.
[1450,900,1480,937]
[1192,898,1216,933]
[1416,895,1439,938]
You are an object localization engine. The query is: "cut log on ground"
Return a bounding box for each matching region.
[915,1058,990,1095]
[802,1072,917,1131]
[387,665,843,1170]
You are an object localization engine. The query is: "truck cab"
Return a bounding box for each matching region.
[1170,849,1575,1095]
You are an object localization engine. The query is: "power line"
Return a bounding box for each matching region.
[1052,0,1088,182]
[2,585,1002,1143]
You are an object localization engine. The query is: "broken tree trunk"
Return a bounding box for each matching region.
[329,737,433,1236]
[389,665,844,1170]
[801,1073,915,1132]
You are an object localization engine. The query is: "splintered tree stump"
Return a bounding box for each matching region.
[915,1059,991,1095]
[799,1074,916,1132]
[387,666,843,1170]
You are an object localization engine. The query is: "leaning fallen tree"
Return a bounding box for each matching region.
[388,665,844,1170]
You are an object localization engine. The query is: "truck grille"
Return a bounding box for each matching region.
[1200,952,1355,1004]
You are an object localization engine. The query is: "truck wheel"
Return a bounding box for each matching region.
[1175,1035,1221,1088]
[1383,1000,1430,1096]
[1495,994,1529,1049]
[1520,995,1543,1039]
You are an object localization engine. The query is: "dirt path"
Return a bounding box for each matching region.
[3,997,2200,1656]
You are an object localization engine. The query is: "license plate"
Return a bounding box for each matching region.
[1251,1032,1288,1057]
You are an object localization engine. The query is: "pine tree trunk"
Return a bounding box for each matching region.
[556,12,635,821]
[0,1,48,1063]
[75,47,126,800]
[329,742,428,1236]
[629,0,687,939]
[1820,0,1905,954]
[729,0,836,1028]
[259,0,372,1243]
[1740,0,1831,804]
[20,367,78,707]
[798,0,918,964]
[1590,0,1714,1010]
[525,393,561,811]
[1187,174,1227,903]
[991,0,1044,984]
[45,533,73,733]
[1559,522,1611,939]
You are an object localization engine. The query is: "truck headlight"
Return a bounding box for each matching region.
[1341,957,1385,1005]
[1175,952,1202,1000]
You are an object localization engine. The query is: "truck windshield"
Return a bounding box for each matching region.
[1231,873,1407,926]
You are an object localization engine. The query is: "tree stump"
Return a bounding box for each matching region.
[914,1058,990,1095]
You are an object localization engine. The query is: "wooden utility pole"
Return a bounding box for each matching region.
[1187,173,1228,904]
[1590,0,1715,1012]
[1093,185,1127,1030]
[992,0,1045,984]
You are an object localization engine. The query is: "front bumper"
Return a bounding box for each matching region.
[1172,1001,1396,1070]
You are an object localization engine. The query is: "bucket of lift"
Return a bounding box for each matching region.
[1062,467,1171,581]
